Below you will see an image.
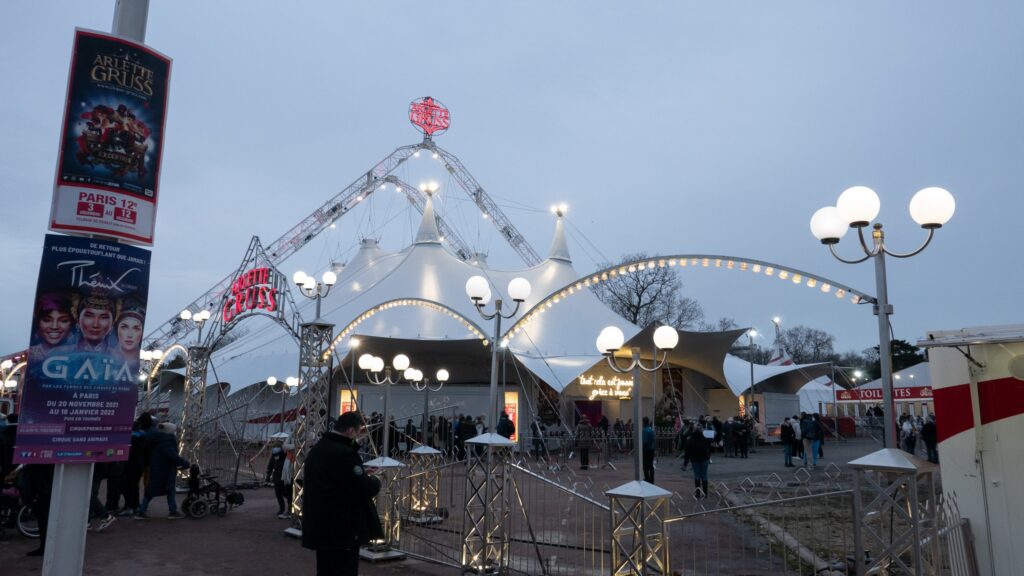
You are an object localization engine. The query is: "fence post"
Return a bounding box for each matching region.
[462,433,514,574]
[607,481,672,575]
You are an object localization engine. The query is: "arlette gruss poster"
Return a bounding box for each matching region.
[49,29,171,246]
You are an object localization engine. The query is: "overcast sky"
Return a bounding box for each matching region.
[2,1,1022,361]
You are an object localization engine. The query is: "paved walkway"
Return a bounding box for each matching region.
[0,437,884,575]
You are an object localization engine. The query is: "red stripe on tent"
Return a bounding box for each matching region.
[934,377,1024,443]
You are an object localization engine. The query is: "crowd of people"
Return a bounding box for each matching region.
[2,412,190,557]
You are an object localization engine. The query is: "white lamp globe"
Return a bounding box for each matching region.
[358,353,374,370]
[1,359,12,370]
[292,271,307,286]
[479,288,492,306]
[809,206,849,244]
[392,354,411,371]
[596,326,625,354]
[179,310,192,321]
[286,377,299,387]
[152,350,163,359]
[836,186,880,226]
[465,275,490,300]
[198,310,211,322]
[404,368,418,380]
[321,271,338,286]
[413,369,423,381]
[653,325,680,351]
[507,277,532,302]
[267,376,278,386]
[370,356,385,373]
[436,369,449,382]
[302,277,317,292]
[909,187,955,228]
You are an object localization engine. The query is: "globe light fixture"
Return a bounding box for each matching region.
[294,268,336,318]
[809,185,955,448]
[595,324,679,483]
[466,274,533,433]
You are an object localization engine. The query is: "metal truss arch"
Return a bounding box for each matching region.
[501,253,878,345]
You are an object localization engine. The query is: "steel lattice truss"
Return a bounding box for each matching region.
[462,445,513,574]
[609,495,671,576]
[290,321,333,524]
[142,137,538,353]
[178,346,210,465]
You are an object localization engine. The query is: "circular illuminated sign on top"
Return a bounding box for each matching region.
[409,96,451,136]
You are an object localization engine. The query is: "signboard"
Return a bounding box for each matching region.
[222,267,285,326]
[835,386,933,402]
[579,374,633,400]
[50,29,172,245]
[14,234,151,464]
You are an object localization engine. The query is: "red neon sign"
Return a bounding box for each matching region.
[222,267,279,323]
[409,97,450,136]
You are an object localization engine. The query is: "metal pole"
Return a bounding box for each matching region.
[280,389,287,434]
[488,302,503,432]
[422,380,430,446]
[872,248,897,448]
[383,369,392,457]
[631,347,642,483]
[748,333,755,417]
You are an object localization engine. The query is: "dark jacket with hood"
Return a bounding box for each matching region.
[146,432,189,496]
[301,432,382,551]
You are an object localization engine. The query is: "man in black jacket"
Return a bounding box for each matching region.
[302,411,382,576]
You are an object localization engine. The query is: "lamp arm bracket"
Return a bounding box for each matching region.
[827,243,872,265]
[637,350,670,373]
[428,383,444,392]
[604,354,635,373]
[884,228,935,259]
[499,300,523,319]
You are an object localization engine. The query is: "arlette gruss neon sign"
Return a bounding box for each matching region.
[222,267,283,323]
[409,97,450,137]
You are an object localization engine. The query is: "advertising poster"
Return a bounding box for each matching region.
[14,234,151,464]
[50,29,172,245]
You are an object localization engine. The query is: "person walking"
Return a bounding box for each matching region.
[576,417,594,470]
[684,429,712,498]
[266,441,290,518]
[781,417,795,467]
[302,411,382,576]
[791,414,803,463]
[530,417,547,461]
[921,415,938,463]
[800,413,821,469]
[134,422,189,519]
[120,420,147,515]
[642,417,656,484]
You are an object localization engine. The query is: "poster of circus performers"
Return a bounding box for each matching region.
[49,29,172,245]
[14,234,151,464]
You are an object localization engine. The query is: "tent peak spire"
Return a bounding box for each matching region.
[415,193,442,245]
[547,215,572,262]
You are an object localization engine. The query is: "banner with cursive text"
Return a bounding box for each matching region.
[14,234,150,464]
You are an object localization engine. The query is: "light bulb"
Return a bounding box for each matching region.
[909,187,955,228]
[393,354,410,371]
[292,271,307,286]
[436,369,449,382]
[507,277,532,302]
[465,275,489,300]
[322,271,337,286]
[836,186,880,226]
[653,325,679,351]
[809,206,848,244]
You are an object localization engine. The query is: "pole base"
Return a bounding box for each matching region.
[359,545,406,562]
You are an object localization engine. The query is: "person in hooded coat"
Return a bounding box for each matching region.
[134,422,188,519]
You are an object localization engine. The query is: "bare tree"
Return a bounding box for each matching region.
[779,325,835,364]
[591,252,705,329]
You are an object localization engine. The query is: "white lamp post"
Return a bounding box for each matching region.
[293,270,337,319]
[465,275,531,434]
[811,185,954,447]
[409,368,448,447]
[596,324,679,482]
[358,353,411,561]
[598,325,678,576]
[267,376,299,434]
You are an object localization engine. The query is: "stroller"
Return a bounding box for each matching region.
[181,465,244,519]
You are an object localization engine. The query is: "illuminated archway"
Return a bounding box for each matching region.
[325,297,491,362]
[501,254,876,346]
